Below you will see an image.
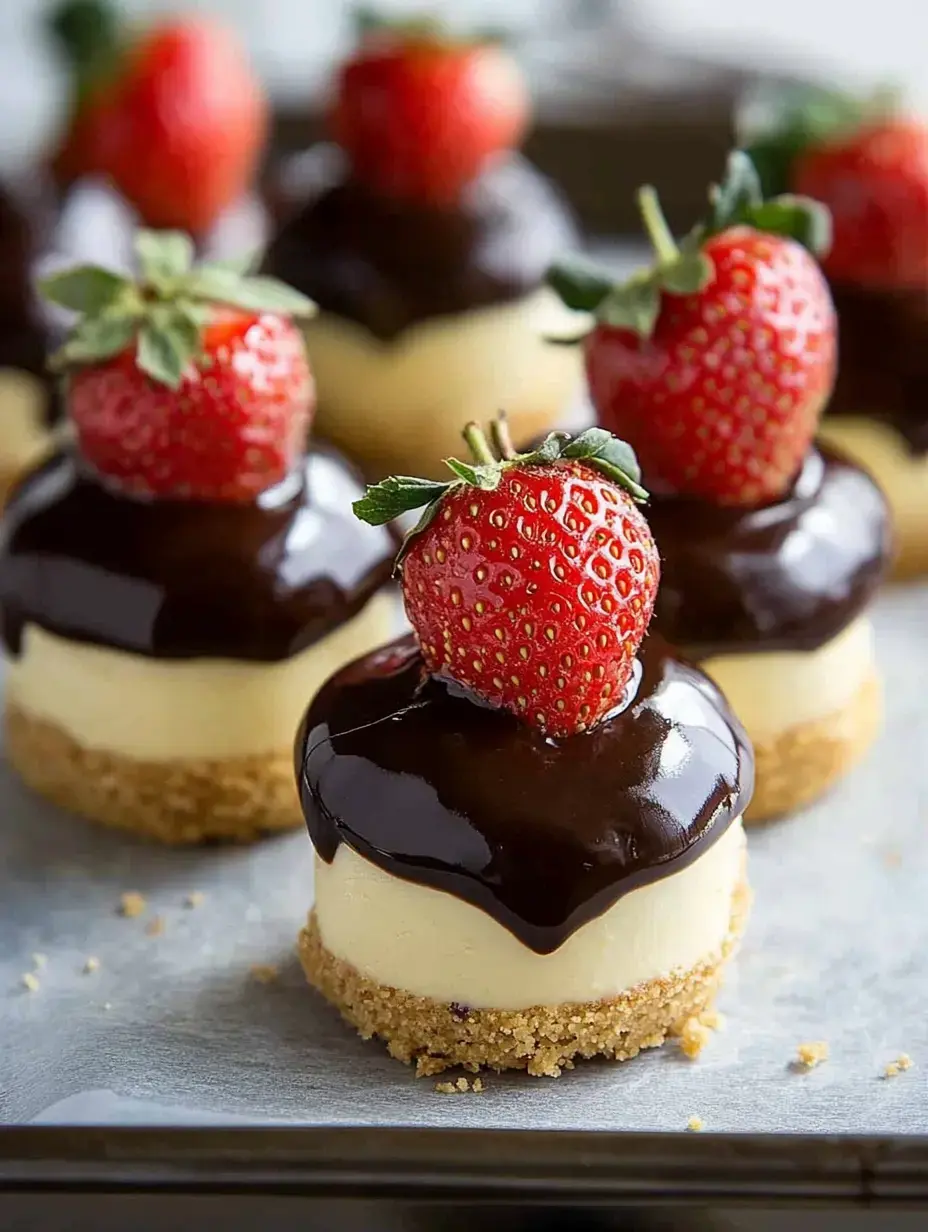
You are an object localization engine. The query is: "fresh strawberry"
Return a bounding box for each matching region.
[741,85,928,290]
[793,119,928,289]
[549,152,836,506]
[48,1,267,234]
[354,417,659,739]
[331,22,529,205]
[39,229,316,502]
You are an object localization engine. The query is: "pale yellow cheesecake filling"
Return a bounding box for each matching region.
[700,616,875,740]
[4,592,395,762]
[0,369,55,481]
[313,819,745,1010]
[817,417,928,560]
[303,289,586,479]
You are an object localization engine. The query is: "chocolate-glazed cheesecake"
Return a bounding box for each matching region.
[261,26,585,482]
[0,235,395,844]
[295,421,753,1077]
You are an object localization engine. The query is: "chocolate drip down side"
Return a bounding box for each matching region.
[825,280,928,454]
[0,447,395,662]
[298,634,752,954]
[647,448,891,658]
[261,151,578,341]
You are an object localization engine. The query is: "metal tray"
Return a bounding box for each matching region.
[1,581,927,1201]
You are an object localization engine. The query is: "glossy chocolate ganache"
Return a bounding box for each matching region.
[825,281,928,454]
[298,633,753,954]
[647,447,891,658]
[261,150,578,341]
[0,447,394,661]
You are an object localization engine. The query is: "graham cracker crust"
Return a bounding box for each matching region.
[298,875,751,1077]
[747,670,881,823]
[4,701,303,844]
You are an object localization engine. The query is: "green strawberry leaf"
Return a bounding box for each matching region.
[206,251,260,276]
[49,313,138,370]
[561,426,648,500]
[657,248,715,296]
[546,257,615,313]
[39,266,133,315]
[135,229,195,286]
[444,458,502,490]
[596,275,662,337]
[707,149,764,233]
[518,431,571,467]
[353,475,452,526]
[136,320,196,388]
[743,194,833,257]
[188,269,317,317]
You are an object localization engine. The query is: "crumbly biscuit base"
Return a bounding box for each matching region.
[747,670,881,824]
[4,702,302,844]
[298,876,751,1077]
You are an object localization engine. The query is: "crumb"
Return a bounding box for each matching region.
[250,964,279,985]
[21,972,40,992]
[435,1076,484,1094]
[455,1077,469,1092]
[884,1053,913,1078]
[687,1116,704,1132]
[435,1082,457,1094]
[699,1008,725,1031]
[119,891,146,918]
[679,1015,713,1059]
[145,915,166,937]
[83,957,100,974]
[883,849,902,868]
[796,1041,829,1069]
[472,1078,485,1093]
[31,952,47,970]
[184,891,205,909]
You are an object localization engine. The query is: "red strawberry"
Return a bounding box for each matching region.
[549,152,836,506]
[331,23,529,206]
[40,229,316,502]
[354,417,659,739]
[49,1,267,235]
[793,118,928,290]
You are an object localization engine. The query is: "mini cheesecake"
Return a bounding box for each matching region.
[647,448,891,822]
[262,150,584,481]
[816,283,928,578]
[296,634,752,1076]
[0,447,394,843]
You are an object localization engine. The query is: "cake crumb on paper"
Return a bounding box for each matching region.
[184,891,205,909]
[679,1016,713,1059]
[31,953,47,970]
[21,972,40,992]
[145,916,166,937]
[250,964,279,985]
[687,1116,704,1132]
[119,891,146,918]
[884,1053,913,1078]
[796,1041,829,1069]
[83,956,100,974]
[699,1008,725,1031]
[435,1076,485,1094]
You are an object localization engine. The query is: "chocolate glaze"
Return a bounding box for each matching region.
[261,149,578,341]
[0,447,394,662]
[826,281,928,455]
[297,634,752,954]
[0,184,61,430]
[646,447,891,657]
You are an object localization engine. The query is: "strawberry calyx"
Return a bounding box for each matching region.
[547,150,831,340]
[353,6,504,50]
[353,414,648,571]
[40,229,317,389]
[740,82,899,197]
[48,0,123,109]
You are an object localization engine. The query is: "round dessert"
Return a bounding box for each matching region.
[295,420,754,1076]
[262,27,584,481]
[0,184,60,505]
[549,152,892,821]
[0,233,394,844]
[745,95,928,578]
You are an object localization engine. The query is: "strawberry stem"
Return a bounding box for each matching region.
[490,413,517,461]
[637,186,679,267]
[462,421,497,466]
